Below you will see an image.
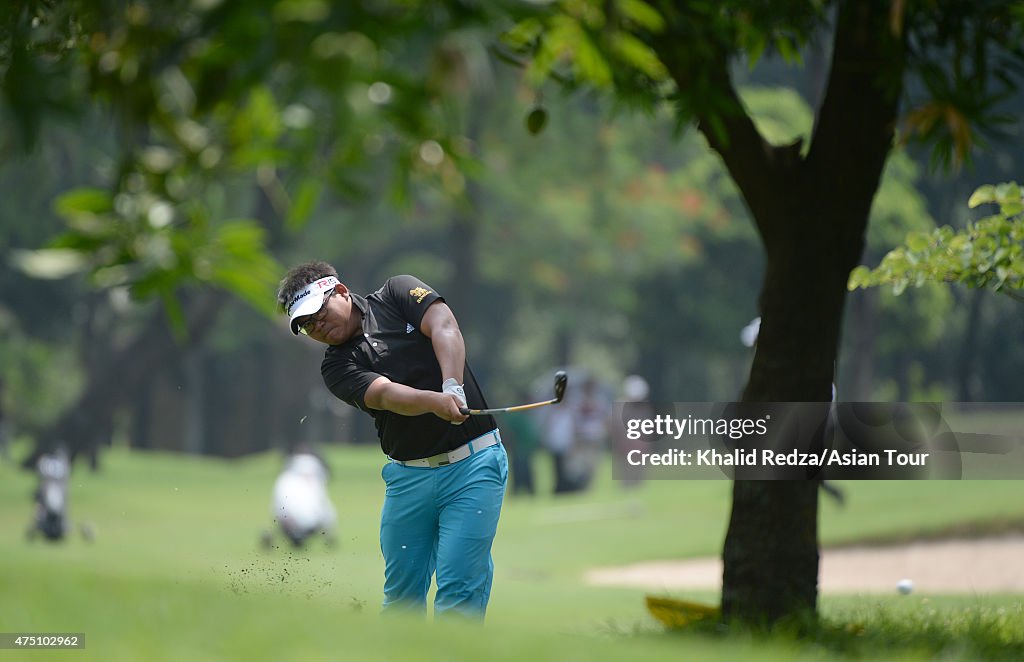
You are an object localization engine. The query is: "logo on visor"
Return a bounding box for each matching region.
[409,287,432,303]
[286,288,312,315]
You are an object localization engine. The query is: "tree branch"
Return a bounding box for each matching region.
[652,36,783,240]
[807,1,906,207]
[695,61,782,222]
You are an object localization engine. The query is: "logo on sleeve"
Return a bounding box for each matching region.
[409,287,432,303]
[406,323,415,334]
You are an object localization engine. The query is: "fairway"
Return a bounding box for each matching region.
[2,443,1024,661]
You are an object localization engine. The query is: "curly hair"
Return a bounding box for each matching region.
[276,261,340,313]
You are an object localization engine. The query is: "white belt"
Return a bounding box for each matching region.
[391,430,501,468]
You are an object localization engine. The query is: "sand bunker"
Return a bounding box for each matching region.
[585,536,1024,594]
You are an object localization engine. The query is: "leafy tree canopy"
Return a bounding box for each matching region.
[1,0,525,325]
[501,0,1024,168]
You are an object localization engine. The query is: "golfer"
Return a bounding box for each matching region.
[277,261,507,618]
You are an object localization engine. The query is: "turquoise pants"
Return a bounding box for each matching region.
[380,441,508,618]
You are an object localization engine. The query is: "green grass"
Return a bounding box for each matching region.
[1,441,1023,661]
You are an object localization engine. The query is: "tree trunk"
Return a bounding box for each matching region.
[182,349,206,455]
[722,482,820,623]
[448,178,483,315]
[956,289,984,400]
[651,1,905,624]
[722,226,858,623]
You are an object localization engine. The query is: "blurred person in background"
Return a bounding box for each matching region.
[564,376,612,492]
[539,393,576,494]
[614,375,653,489]
[500,401,539,496]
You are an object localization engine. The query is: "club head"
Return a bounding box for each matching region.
[553,370,568,403]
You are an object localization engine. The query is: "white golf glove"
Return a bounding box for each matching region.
[441,378,467,424]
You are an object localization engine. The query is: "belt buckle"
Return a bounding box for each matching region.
[427,451,451,468]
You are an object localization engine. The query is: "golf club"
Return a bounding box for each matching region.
[459,371,568,416]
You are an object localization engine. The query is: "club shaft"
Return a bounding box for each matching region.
[460,398,558,416]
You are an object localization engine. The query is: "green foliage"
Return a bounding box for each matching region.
[503,1,1024,170]
[897,1,1024,170]
[871,166,952,304]
[525,106,548,134]
[1,0,526,323]
[6,0,1024,328]
[502,0,829,123]
[847,154,955,400]
[13,184,282,322]
[851,182,1024,301]
[502,0,668,93]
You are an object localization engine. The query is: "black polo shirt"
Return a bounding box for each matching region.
[321,275,497,461]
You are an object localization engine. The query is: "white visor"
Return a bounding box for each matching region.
[287,276,340,334]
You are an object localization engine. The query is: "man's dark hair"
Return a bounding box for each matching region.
[276,261,339,312]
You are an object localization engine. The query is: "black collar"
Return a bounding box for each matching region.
[351,292,368,317]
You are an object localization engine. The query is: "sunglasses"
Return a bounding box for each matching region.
[297,289,337,336]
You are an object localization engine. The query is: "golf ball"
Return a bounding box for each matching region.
[897,578,913,595]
